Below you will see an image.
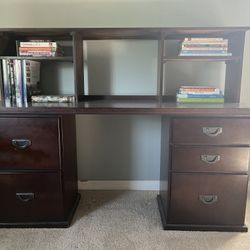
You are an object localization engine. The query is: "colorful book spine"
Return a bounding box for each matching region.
[19,47,58,52]
[19,41,58,47]
[177,97,224,103]
[177,93,224,98]
[179,87,220,94]
[21,60,28,106]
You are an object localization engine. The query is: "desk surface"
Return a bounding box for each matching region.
[1,100,250,116]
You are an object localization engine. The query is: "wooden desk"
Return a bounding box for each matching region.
[0,27,249,231]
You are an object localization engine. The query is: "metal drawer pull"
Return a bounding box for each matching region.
[200,154,221,164]
[202,127,223,137]
[12,139,31,150]
[199,195,218,205]
[16,192,34,202]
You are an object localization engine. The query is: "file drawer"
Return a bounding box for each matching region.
[171,146,249,173]
[172,118,250,145]
[0,117,60,170]
[168,174,248,225]
[0,172,64,222]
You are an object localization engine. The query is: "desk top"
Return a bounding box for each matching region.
[1,100,250,117]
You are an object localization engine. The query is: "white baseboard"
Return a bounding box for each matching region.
[78,180,160,191]
[78,181,250,192]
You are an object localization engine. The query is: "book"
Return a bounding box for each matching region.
[0,60,3,101]
[181,47,228,51]
[179,51,232,56]
[184,38,225,41]
[31,95,75,103]
[183,38,228,44]
[7,59,16,105]
[19,51,62,57]
[18,41,59,48]
[177,93,224,98]
[177,97,224,103]
[22,60,41,105]
[14,60,23,107]
[19,47,58,52]
[179,86,220,94]
[1,59,11,106]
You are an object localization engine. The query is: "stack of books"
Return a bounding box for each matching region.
[16,40,63,57]
[176,86,224,103]
[179,38,231,57]
[0,59,41,106]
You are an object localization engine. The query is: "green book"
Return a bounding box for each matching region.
[177,97,224,103]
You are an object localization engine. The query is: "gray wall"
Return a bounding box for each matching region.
[1,0,250,181]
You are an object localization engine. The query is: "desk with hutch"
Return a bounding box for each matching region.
[0,27,249,232]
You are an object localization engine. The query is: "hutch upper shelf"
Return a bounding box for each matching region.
[0,27,249,108]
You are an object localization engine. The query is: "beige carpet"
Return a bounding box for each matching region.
[0,190,250,250]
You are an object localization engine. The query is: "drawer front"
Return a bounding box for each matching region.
[172,146,249,173]
[0,173,64,222]
[0,117,60,170]
[169,174,248,225]
[172,118,250,145]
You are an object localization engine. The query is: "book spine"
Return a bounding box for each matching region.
[31,95,76,103]
[22,60,28,106]
[177,93,224,98]
[7,59,16,105]
[180,85,219,89]
[0,60,3,101]
[179,53,232,56]
[180,87,220,91]
[19,42,58,47]
[19,47,58,52]
[19,51,60,57]
[182,44,228,48]
[1,59,11,107]
[181,47,228,51]
[184,38,225,41]
[177,97,224,103]
[14,60,23,107]
[180,50,228,54]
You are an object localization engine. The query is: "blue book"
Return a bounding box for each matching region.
[22,60,28,106]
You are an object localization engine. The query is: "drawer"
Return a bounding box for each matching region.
[171,146,249,173]
[169,174,248,225]
[0,173,64,222]
[172,118,250,145]
[0,117,60,170]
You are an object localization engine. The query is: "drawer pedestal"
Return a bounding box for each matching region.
[0,115,80,228]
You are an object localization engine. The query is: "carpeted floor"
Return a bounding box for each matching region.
[0,190,249,250]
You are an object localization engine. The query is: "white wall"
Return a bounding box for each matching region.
[1,0,250,181]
